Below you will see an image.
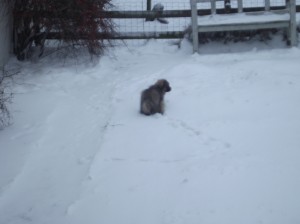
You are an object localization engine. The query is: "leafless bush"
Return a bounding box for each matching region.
[13,0,115,60]
[0,67,15,130]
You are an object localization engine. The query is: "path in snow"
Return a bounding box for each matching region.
[0,40,300,224]
[67,43,300,224]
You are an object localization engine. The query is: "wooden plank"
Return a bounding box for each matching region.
[46,31,185,40]
[104,10,188,18]
[197,21,290,32]
[237,0,243,13]
[190,0,298,53]
[288,0,297,46]
[196,0,223,2]
[147,0,151,11]
[16,6,298,19]
[265,0,271,11]
[211,0,216,14]
[245,9,288,15]
[191,0,199,53]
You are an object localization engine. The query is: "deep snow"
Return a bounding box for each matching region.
[1,38,300,224]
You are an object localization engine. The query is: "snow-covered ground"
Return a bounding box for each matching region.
[1,35,300,224]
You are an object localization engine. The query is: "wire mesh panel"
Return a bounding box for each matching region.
[111,2,191,40]
[114,0,191,10]
[110,0,297,47]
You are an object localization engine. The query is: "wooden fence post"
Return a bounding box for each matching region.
[265,0,270,11]
[147,0,151,11]
[190,0,199,53]
[237,0,243,12]
[211,0,216,14]
[288,0,297,46]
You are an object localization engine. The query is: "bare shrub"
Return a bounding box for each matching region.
[0,67,15,129]
[13,0,115,60]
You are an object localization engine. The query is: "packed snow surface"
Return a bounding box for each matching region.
[1,40,300,224]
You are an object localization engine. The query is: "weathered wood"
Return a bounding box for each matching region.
[265,0,271,11]
[237,0,243,13]
[198,21,290,32]
[190,0,298,53]
[211,0,216,14]
[196,0,223,2]
[15,3,300,43]
[16,6,299,19]
[107,10,188,18]
[47,31,185,40]
[147,0,151,11]
[190,0,199,53]
[288,0,297,45]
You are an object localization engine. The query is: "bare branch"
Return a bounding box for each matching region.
[0,66,18,130]
[13,0,116,60]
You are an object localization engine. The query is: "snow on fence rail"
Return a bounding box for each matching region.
[15,1,300,41]
[190,0,298,52]
[44,1,300,40]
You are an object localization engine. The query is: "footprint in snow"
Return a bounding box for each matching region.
[166,117,231,149]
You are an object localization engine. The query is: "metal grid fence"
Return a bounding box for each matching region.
[111,0,297,40]
[112,2,191,35]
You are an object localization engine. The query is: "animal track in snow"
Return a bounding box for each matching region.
[167,118,201,137]
[166,117,231,150]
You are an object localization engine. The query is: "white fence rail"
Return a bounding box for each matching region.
[190,0,297,53]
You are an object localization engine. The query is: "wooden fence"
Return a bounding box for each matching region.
[16,3,300,41]
[45,3,300,40]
